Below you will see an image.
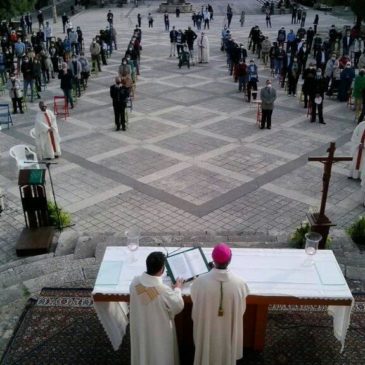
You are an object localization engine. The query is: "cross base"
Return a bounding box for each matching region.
[307,213,336,249]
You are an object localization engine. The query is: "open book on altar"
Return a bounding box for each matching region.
[165,247,210,283]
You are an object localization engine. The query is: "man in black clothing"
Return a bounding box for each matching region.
[110,77,130,131]
[37,11,44,29]
[302,63,316,109]
[62,13,68,34]
[309,68,326,124]
[107,10,114,25]
[184,26,197,61]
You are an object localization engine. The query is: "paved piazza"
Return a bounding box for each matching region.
[0,1,364,266]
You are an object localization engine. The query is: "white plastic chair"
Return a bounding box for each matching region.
[9,145,39,169]
[30,128,36,139]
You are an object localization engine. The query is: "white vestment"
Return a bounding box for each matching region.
[34,109,61,160]
[129,272,184,365]
[191,268,249,365]
[349,121,365,179]
[198,34,209,63]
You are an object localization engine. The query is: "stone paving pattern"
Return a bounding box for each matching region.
[1,0,365,358]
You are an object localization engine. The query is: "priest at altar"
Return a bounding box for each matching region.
[191,243,249,365]
[129,251,184,365]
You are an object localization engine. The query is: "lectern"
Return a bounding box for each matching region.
[15,169,54,256]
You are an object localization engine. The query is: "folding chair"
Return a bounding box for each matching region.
[53,96,69,120]
[0,104,13,129]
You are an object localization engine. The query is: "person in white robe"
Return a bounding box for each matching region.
[191,243,249,365]
[198,32,209,63]
[348,120,365,180]
[129,251,184,365]
[34,101,61,160]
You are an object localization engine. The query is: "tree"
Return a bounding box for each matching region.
[0,0,36,21]
[350,0,365,24]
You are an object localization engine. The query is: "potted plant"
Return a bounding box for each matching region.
[47,201,72,229]
[290,221,331,248]
[346,216,365,247]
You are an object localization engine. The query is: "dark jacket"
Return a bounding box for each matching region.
[58,69,73,89]
[110,84,129,107]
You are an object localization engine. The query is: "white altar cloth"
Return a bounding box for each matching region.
[92,247,354,352]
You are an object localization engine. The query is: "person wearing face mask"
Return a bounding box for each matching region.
[288,57,300,96]
[70,54,82,98]
[309,69,326,124]
[79,52,90,89]
[34,101,61,160]
[90,38,101,72]
[32,55,42,100]
[58,62,74,109]
[119,58,131,78]
[7,73,23,114]
[110,76,130,131]
[260,79,277,129]
[247,59,258,102]
[235,59,247,93]
[338,62,355,102]
[21,56,34,102]
[302,63,317,108]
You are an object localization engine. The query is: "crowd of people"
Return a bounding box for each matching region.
[221,13,365,126]
[0,9,121,113]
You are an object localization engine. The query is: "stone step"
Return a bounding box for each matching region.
[0,253,55,274]
[0,255,95,290]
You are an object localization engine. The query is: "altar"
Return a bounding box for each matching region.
[92,247,353,363]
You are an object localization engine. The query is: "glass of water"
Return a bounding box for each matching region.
[304,232,322,264]
[125,227,140,262]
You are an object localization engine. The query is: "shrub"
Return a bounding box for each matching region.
[47,201,72,229]
[290,222,332,249]
[346,216,365,245]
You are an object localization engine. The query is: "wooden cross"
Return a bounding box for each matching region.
[308,142,352,224]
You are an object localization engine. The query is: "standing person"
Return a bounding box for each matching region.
[169,26,178,57]
[338,62,355,102]
[14,38,26,73]
[44,21,53,49]
[240,10,245,27]
[309,68,326,124]
[21,57,34,102]
[58,62,74,109]
[353,69,365,120]
[7,73,23,114]
[342,30,353,57]
[349,120,365,179]
[129,251,184,365]
[110,77,130,131]
[208,4,214,20]
[137,13,142,28]
[70,54,82,97]
[287,57,300,96]
[301,10,307,27]
[107,9,113,25]
[148,13,154,28]
[62,13,68,34]
[261,36,271,66]
[235,59,247,93]
[265,8,271,28]
[191,243,249,365]
[37,10,44,29]
[353,36,364,68]
[185,26,197,63]
[25,12,32,34]
[90,38,101,72]
[197,32,209,63]
[176,7,180,18]
[34,101,61,160]
[32,56,42,100]
[176,29,185,56]
[203,8,210,30]
[247,59,258,102]
[164,12,169,31]
[313,14,319,34]
[291,5,297,24]
[226,4,233,28]
[302,63,317,108]
[260,79,277,129]
[79,52,90,89]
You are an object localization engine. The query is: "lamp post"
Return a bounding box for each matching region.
[52,0,58,24]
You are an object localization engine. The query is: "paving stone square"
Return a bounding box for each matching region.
[96,148,180,179]
[156,131,230,156]
[205,117,258,139]
[206,145,290,177]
